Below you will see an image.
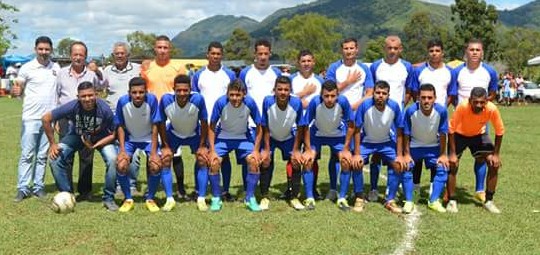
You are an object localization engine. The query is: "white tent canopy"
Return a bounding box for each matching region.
[528,56,540,66]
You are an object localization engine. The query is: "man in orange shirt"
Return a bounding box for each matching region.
[447,87,504,214]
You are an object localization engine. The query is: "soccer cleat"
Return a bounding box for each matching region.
[304,198,316,210]
[278,189,292,200]
[161,198,176,212]
[176,191,191,202]
[245,197,262,212]
[103,200,119,212]
[474,191,486,203]
[197,197,208,212]
[483,201,501,214]
[385,200,403,214]
[428,200,446,213]
[145,199,160,213]
[290,198,305,211]
[352,197,365,213]
[337,198,351,211]
[210,197,223,212]
[76,192,92,202]
[313,189,323,201]
[446,200,458,213]
[403,201,415,214]
[14,191,29,203]
[367,190,379,202]
[326,189,338,202]
[119,199,134,212]
[259,197,270,211]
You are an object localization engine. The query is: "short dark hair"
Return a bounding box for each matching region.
[470,87,487,98]
[274,76,291,88]
[156,35,171,42]
[174,74,191,85]
[128,77,146,89]
[466,38,483,49]
[208,41,223,52]
[341,38,357,48]
[228,79,246,93]
[374,80,390,92]
[70,41,88,56]
[254,39,271,51]
[35,36,53,47]
[321,80,338,94]
[77,81,94,91]
[297,49,314,60]
[427,39,443,50]
[419,83,436,96]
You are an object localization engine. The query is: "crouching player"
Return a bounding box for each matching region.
[402,84,449,213]
[353,81,410,213]
[302,80,360,211]
[207,79,263,212]
[159,74,210,211]
[260,76,306,210]
[116,77,170,212]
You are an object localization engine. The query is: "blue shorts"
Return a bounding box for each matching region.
[166,130,199,154]
[311,136,346,156]
[214,139,254,163]
[270,137,294,161]
[410,146,440,169]
[125,141,154,157]
[360,141,396,163]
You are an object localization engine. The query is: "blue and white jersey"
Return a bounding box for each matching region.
[304,95,353,138]
[326,60,374,105]
[160,92,207,139]
[192,65,236,120]
[239,65,282,115]
[412,62,457,107]
[403,102,448,148]
[211,95,261,140]
[453,62,498,104]
[355,98,402,144]
[370,58,414,109]
[290,72,324,110]
[261,95,305,142]
[115,93,161,143]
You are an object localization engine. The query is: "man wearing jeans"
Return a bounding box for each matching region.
[42,82,118,211]
[12,36,61,202]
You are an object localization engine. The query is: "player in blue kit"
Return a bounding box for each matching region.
[302,80,360,212]
[353,81,409,213]
[207,79,263,212]
[260,76,306,210]
[115,77,168,213]
[402,84,449,213]
[159,74,211,211]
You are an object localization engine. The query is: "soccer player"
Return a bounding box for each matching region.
[160,74,210,211]
[402,84,449,213]
[353,81,408,213]
[410,39,456,195]
[192,41,237,202]
[42,81,118,211]
[260,76,306,210]
[452,38,499,203]
[115,77,170,212]
[325,38,374,201]
[368,35,413,202]
[207,79,263,212]
[302,80,360,211]
[447,87,504,213]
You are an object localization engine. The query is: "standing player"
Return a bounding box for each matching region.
[192,41,237,202]
[447,87,504,213]
[451,38,498,203]
[260,76,306,210]
[160,74,210,211]
[368,35,414,202]
[325,38,374,201]
[402,84,449,213]
[207,79,263,212]
[115,77,170,212]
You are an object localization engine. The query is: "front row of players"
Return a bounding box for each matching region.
[42,74,504,214]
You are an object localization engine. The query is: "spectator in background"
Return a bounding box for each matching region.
[516,73,526,106]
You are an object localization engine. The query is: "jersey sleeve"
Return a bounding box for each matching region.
[211,96,227,124]
[304,97,318,126]
[435,104,449,134]
[261,96,271,127]
[114,96,128,126]
[447,66,458,96]
[325,62,338,82]
[191,70,202,92]
[292,97,306,126]
[159,95,170,122]
[411,67,421,93]
[487,65,499,93]
[355,101,366,128]
[361,63,374,89]
[370,60,381,82]
[148,94,162,124]
[389,100,404,128]
[194,94,208,122]
[51,100,76,122]
[338,96,353,123]
[404,61,414,91]
[403,106,414,136]
[245,96,261,125]
[239,67,249,85]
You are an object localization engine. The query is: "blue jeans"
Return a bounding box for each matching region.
[50,135,117,202]
[17,120,49,194]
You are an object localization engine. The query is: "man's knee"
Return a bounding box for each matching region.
[246,155,259,173]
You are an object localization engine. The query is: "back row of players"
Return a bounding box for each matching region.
[25,35,504,214]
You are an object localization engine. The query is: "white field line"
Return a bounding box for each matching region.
[391,208,422,255]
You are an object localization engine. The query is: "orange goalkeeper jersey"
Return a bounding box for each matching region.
[449,101,504,136]
[141,60,185,101]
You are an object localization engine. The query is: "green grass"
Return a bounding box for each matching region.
[1,98,539,254]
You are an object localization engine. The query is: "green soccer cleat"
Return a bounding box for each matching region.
[245,197,262,212]
[428,200,446,213]
[210,197,223,212]
[337,198,350,211]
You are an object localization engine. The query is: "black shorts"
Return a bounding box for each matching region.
[454,133,494,158]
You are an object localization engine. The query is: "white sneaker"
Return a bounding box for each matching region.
[325,190,338,202]
[368,190,379,202]
[259,197,270,211]
[403,201,415,214]
[483,201,501,214]
[446,200,458,213]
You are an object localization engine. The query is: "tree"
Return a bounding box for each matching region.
[363,36,386,63]
[0,2,18,55]
[498,27,540,73]
[402,11,448,63]
[126,31,182,59]
[224,28,252,63]
[450,0,498,61]
[276,13,341,72]
[56,37,75,57]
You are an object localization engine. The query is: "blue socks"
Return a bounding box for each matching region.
[352,170,364,195]
[160,168,174,198]
[430,166,448,203]
[209,173,221,198]
[117,173,132,199]
[245,172,260,200]
[386,167,400,201]
[338,170,351,199]
[303,170,314,199]
[402,169,414,201]
[474,161,487,192]
[197,166,209,198]
[147,171,161,200]
[370,163,381,191]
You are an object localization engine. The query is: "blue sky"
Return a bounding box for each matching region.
[2,0,534,57]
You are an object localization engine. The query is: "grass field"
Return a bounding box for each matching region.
[1,97,539,254]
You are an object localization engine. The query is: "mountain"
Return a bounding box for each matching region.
[499,0,540,29]
[171,15,259,57]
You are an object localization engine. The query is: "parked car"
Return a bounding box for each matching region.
[522,81,540,103]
